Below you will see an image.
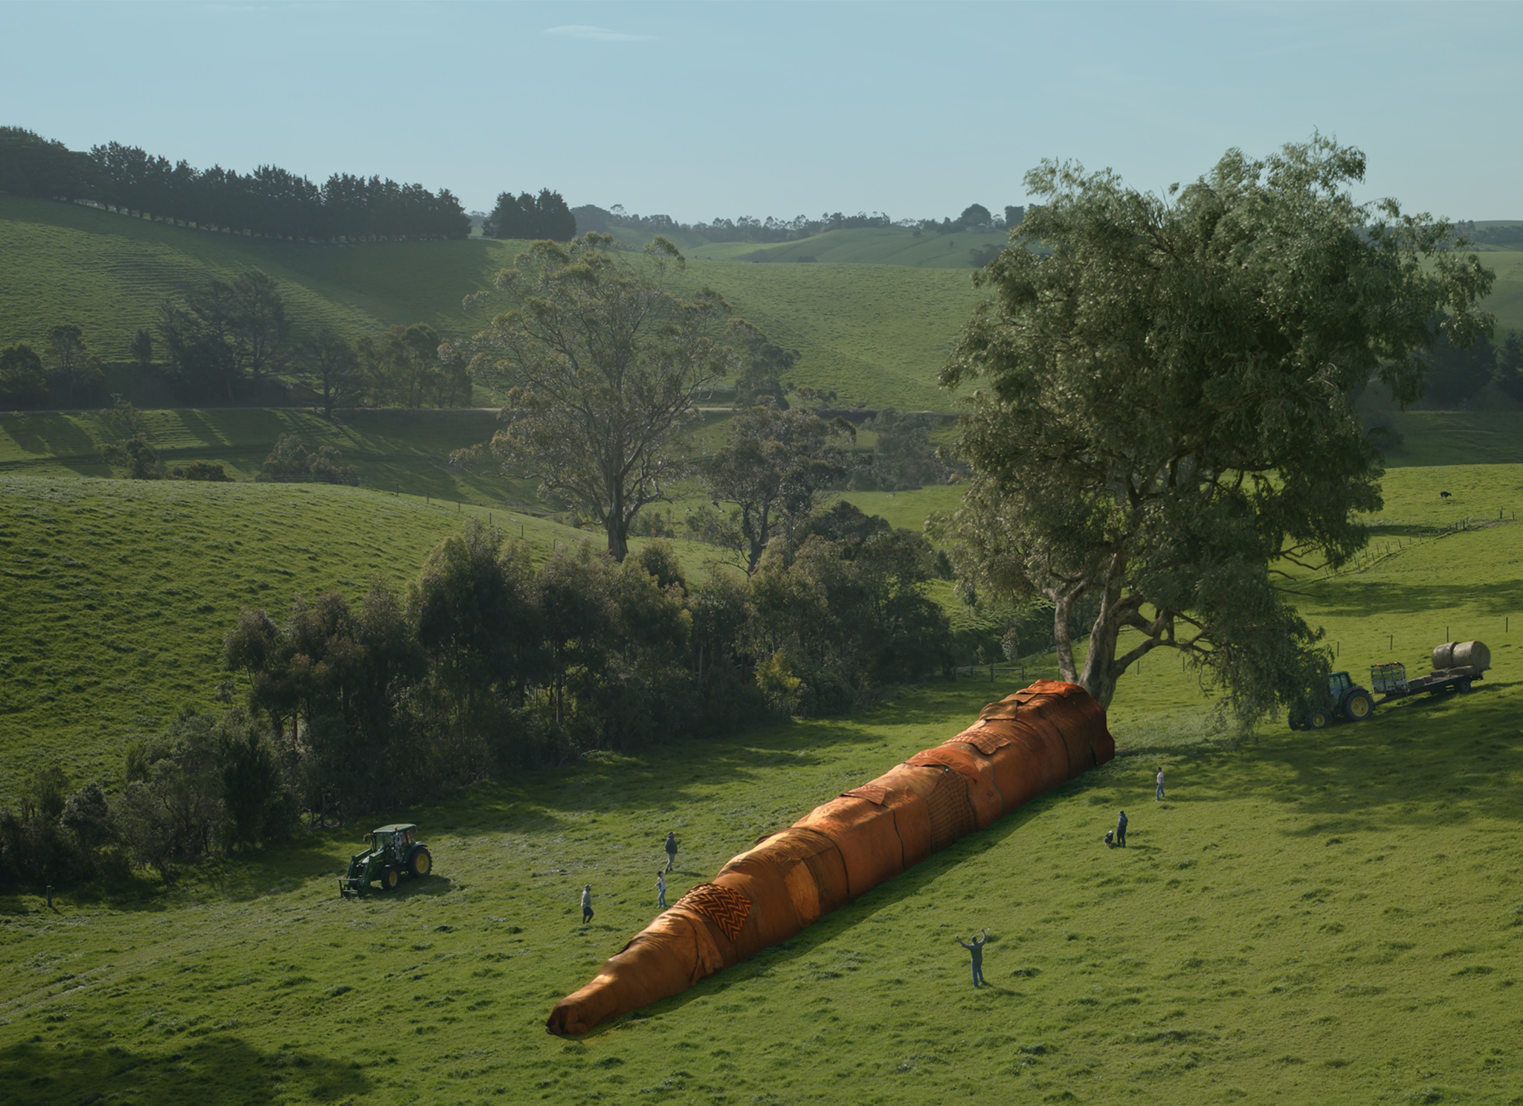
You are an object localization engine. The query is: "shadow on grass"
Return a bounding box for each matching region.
[0,1035,369,1106]
[1303,575,1523,620]
[0,413,99,464]
[456,681,1009,830]
[1163,683,1523,829]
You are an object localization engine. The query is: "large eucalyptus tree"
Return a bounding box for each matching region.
[939,137,1493,720]
[468,234,736,561]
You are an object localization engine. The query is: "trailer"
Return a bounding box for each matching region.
[1369,640,1490,703]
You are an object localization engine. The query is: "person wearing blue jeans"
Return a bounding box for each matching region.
[1116,810,1128,847]
[956,930,989,987]
[1156,767,1166,801]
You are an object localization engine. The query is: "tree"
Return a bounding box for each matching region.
[300,327,363,416]
[256,434,358,485]
[46,324,100,404]
[865,407,946,490]
[957,203,992,228]
[1496,332,1523,404]
[230,269,291,381]
[469,234,737,561]
[938,137,1493,720]
[483,188,576,240]
[158,280,240,400]
[705,404,852,572]
[129,327,155,370]
[411,520,540,732]
[0,343,47,409]
[358,323,442,407]
[728,319,799,407]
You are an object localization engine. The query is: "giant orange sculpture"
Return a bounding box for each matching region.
[547,680,1114,1034]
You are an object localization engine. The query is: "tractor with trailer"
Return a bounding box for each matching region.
[1287,640,1491,729]
[339,823,432,897]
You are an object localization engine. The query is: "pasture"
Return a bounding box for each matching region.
[2,451,1520,1102]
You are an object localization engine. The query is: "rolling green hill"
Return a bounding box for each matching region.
[1,464,1519,1104]
[680,224,1010,269]
[8,193,1521,413]
[0,472,746,802]
[0,196,986,411]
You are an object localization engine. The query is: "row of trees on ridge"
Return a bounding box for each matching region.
[1,126,470,241]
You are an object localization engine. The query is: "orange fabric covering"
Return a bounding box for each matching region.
[546,680,1113,1035]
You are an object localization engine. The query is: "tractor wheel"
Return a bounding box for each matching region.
[381,868,399,892]
[1308,710,1329,729]
[409,847,432,879]
[1343,689,1375,721]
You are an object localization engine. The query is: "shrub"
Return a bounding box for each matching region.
[169,459,231,481]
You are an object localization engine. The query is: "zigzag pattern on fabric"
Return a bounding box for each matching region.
[675,882,751,941]
[923,768,978,851]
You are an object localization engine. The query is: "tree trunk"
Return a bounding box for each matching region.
[1051,590,1078,683]
[1080,589,1125,709]
[606,517,628,562]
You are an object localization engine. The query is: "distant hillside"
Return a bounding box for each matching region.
[0,195,986,410]
[639,224,1011,270]
[5,193,1520,414]
[0,193,514,359]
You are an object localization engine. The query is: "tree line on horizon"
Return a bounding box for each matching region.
[0,126,471,242]
[570,202,1025,244]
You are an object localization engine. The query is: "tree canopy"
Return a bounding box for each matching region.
[939,137,1493,721]
[482,188,576,240]
[705,404,853,572]
[468,234,737,561]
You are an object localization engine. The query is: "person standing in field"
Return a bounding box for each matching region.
[1116,810,1128,847]
[956,930,990,987]
[664,831,678,873]
[1156,766,1166,801]
[581,884,594,924]
[656,870,667,910]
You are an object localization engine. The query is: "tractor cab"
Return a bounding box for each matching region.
[339,822,433,897]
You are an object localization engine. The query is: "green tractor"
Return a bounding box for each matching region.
[339,823,433,897]
[1288,671,1376,730]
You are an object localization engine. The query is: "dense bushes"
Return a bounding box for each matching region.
[256,434,359,485]
[0,504,951,893]
[0,712,294,888]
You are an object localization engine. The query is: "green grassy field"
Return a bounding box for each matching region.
[2,480,1519,1101]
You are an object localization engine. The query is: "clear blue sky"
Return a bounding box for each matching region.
[4,1,1519,222]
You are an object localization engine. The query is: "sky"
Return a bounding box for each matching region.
[3,1,1520,223]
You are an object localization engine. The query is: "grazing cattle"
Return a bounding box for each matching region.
[1439,491,1452,501]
